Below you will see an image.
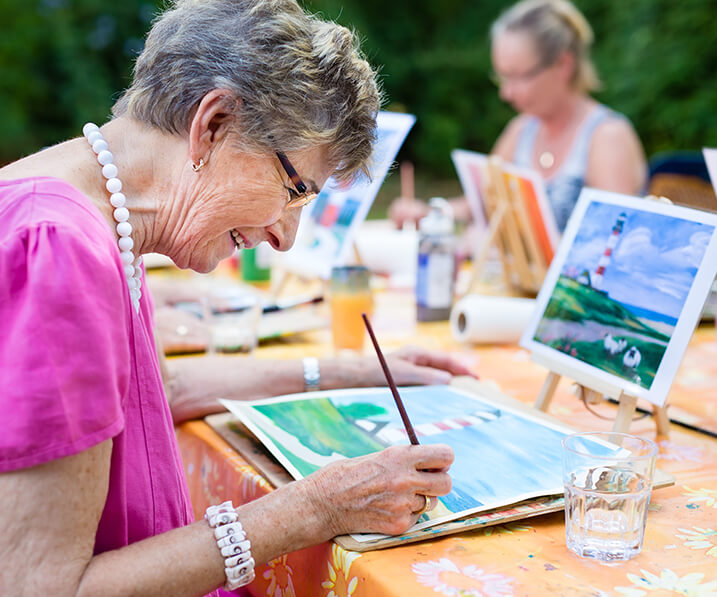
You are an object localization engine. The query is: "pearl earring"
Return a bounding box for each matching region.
[192,158,206,172]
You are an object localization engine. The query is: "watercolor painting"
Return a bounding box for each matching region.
[522,188,717,406]
[279,111,415,279]
[221,385,623,540]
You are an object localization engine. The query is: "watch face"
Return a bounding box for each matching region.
[303,357,320,391]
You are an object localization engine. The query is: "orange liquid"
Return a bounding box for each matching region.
[330,292,374,350]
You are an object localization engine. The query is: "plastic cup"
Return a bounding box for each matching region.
[330,266,373,353]
[562,432,657,562]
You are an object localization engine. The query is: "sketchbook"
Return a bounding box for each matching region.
[217,378,672,551]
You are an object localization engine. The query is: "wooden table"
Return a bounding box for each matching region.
[176,283,717,597]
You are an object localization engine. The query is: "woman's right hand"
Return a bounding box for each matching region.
[304,444,454,538]
[388,197,430,229]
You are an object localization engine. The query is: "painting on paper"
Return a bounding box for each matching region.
[221,385,622,541]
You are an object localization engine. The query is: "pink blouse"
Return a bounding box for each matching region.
[0,177,232,596]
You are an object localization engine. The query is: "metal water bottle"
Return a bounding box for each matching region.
[416,197,455,322]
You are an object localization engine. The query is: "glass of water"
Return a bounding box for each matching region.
[562,431,658,562]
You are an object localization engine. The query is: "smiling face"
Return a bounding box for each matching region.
[491,30,574,117]
[163,140,332,273]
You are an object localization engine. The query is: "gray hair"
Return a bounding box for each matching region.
[491,0,601,93]
[112,0,381,180]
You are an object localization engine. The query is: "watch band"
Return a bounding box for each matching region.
[302,357,321,392]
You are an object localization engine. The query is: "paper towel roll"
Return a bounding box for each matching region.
[450,294,536,344]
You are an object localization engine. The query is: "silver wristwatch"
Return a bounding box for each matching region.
[302,357,321,392]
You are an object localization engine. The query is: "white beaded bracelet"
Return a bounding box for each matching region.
[205,501,255,590]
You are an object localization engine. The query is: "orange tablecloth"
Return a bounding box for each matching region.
[177,288,717,597]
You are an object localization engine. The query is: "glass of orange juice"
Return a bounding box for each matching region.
[330,266,373,353]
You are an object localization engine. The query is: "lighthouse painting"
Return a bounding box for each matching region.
[522,188,717,406]
[590,212,626,291]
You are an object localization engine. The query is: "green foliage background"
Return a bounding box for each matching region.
[2,0,715,182]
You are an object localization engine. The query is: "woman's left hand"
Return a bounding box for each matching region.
[321,345,477,389]
[380,346,477,386]
[383,345,477,385]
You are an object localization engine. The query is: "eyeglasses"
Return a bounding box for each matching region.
[490,60,550,86]
[276,151,318,209]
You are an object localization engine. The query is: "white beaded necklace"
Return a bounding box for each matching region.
[83,123,142,313]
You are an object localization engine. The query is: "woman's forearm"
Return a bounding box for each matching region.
[165,355,306,423]
[78,520,225,597]
[164,348,463,424]
[78,480,328,597]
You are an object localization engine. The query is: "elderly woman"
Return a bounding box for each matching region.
[390,0,646,232]
[0,1,454,595]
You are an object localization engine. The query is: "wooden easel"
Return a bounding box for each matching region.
[534,371,670,436]
[465,156,549,295]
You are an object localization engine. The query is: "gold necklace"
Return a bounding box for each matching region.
[537,101,587,171]
[538,150,555,169]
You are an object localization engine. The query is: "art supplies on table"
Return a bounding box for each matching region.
[168,286,328,354]
[416,197,456,322]
[276,111,416,280]
[450,294,535,344]
[353,220,417,287]
[212,377,673,551]
[240,245,273,282]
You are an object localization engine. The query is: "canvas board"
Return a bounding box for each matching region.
[220,384,625,542]
[521,187,717,407]
[704,148,717,195]
[276,111,415,280]
[451,149,559,264]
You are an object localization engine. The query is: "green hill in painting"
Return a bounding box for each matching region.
[255,397,386,460]
[536,275,673,389]
[543,275,669,343]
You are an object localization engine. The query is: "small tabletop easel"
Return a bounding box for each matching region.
[532,193,675,437]
[533,369,670,436]
[466,157,549,295]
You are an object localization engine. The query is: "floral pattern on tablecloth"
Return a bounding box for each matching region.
[262,555,296,597]
[683,486,717,508]
[321,544,362,597]
[657,440,705,462]
[412,558,515,597]
[615,568,717,596]
[675,528,717,558]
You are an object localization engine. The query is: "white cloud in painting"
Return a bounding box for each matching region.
[653,273,694,300]
[660,230,711,269]
[614,226,654,260]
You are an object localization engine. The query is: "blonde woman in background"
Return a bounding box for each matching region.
[390,0,647,232]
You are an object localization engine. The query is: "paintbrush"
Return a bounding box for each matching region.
[361,312,420,445]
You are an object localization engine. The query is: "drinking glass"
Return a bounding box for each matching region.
[330,265,373,353]
[206,294,262,354]
[562,431,657,562]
